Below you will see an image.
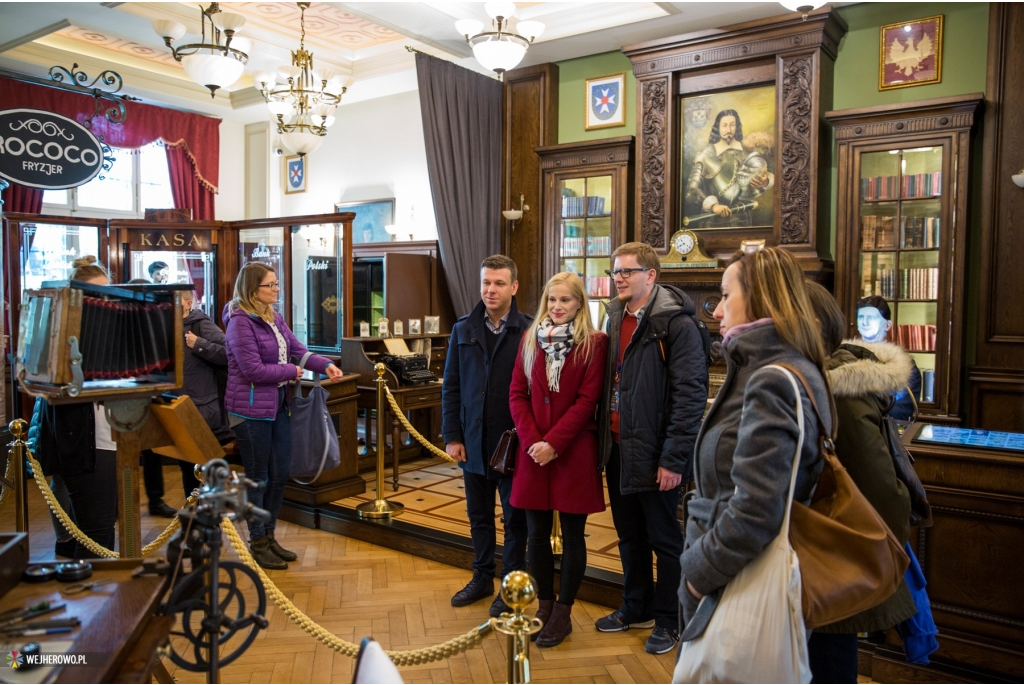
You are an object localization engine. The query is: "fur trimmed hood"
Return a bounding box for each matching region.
[827,339,914,398]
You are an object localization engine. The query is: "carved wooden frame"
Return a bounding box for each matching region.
[623,10,846,265]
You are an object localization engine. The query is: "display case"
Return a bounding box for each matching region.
[828,94,982,422]
[536,137,634,329]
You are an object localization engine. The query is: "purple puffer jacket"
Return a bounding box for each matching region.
[223,305,331,420]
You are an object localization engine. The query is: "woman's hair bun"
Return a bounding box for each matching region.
[71,255,98,269]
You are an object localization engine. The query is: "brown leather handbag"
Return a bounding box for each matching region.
[778,364,911,629]
[489,429,519,475]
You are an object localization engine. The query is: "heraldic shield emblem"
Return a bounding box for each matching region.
[585,73,626,131]
[285,155,306,193]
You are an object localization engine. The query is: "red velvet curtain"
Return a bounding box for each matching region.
[165,144,214,220]
[0,77,221,196]
[2,183,43,214]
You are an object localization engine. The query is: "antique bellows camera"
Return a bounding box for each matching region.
[380,353,437,385]
[16,280,192,403]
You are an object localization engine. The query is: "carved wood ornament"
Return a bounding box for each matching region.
[623,10,847,265]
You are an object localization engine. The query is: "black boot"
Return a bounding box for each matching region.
[149,499,178,518]
[451,574,494,607]
[531,599,554,642]
[536,601,573,648]
[266,530,297,562]
[250,536,287,570]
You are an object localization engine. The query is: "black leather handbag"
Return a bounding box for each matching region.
[488,429,519,475]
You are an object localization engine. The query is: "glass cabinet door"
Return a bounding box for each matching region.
[130,251,215,317]
[238,227,285,313]
[858,145,944,404]
[558,174,613,329]
[20,222,101,295]
[290,223,346,350]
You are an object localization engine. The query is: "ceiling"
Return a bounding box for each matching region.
[0,1,837,124]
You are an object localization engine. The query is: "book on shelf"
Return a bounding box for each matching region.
[899,267,939,300]
[561,195,607,218]
[865,267,898,300]
[585,276,611,298]
[901,172,942,198]
[900,216,941,248]
[896,324,938,351]
[584,235,611,255]
[861,215,895,249]
[860,172,942,201]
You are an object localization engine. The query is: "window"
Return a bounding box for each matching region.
[42,142,175,218]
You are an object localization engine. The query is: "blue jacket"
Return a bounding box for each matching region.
[441,298,531,476]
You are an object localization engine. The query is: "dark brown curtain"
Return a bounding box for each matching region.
[415,53,502,317]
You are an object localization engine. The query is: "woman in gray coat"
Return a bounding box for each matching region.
[678,247,832,643]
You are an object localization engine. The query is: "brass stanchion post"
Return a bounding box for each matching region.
[492,571,542,684]
[7,419,29,533]
[550,511,563,555]
[357,364,405,520]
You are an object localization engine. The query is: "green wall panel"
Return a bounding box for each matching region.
[557,51,636,144]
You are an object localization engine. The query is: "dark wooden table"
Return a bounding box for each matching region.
[356,381,443,490]
[0,559,171,683]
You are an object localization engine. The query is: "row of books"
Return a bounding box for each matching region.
[860,172,942,200]
[896,324,938,352]
[860,216,896,249]
[900,216,941,249]
[562,196,607,217]
[560,236,612,256]
[586,276,612,298]
[866,269,899,300]
[901,267,940,300]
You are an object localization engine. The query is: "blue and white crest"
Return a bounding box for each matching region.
[287,158,304,190]
[590,82,620,121]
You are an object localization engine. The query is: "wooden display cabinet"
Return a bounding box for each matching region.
[535,136,634,329]
[828,94,982,423]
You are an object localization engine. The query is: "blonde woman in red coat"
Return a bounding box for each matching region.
[510,271,608,648]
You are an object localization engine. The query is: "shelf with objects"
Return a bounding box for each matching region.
[536,136,635,331]
[828,93,983,423]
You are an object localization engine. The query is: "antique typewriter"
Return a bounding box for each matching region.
[380,353,437,385]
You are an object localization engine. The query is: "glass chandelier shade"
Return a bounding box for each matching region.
[778,0,827,13]
[153,2,248,97]
[257,2,346,157]
[456,5,544,75]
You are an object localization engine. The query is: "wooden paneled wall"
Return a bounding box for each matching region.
[969,3,1024,431]
[502,64,558,316]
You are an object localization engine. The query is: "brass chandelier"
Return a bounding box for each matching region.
[253,2,349,157]
[153,3,250,97]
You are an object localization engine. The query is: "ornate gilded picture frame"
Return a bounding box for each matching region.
[879,15,943,91]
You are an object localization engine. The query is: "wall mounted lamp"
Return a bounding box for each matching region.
[502,193,529,231]
[1013,168,1024,188]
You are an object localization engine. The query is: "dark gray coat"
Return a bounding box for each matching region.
[679,321,831,623]
[597,284,708,494]
[175,309,232,442]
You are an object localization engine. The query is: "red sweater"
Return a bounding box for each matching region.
[610,311,639,440]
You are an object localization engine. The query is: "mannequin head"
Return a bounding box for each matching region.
[856,295,892,343]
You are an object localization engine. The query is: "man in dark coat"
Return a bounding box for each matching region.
[595,242,709,654]
[442,255,531,617]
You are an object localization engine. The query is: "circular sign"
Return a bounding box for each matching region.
[0,108,106,190]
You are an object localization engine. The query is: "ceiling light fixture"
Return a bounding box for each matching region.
[253,2,349,158]
[778,0,827,19]
[153,3,248,97]
[456,1,544,76]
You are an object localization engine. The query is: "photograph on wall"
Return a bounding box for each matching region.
[284,155,306,194]
[335,198,395,244]
[879,15,943,91]
[680,84,776,230]
[585,73,626,131]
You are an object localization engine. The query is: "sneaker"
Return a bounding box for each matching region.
[489,593,512,618]
[595,608,656,633]
[645,626,679,655]
[451,575,494,607]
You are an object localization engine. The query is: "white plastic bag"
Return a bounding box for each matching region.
[673,366,811,684]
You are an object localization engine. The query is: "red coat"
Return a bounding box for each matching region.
[509,332,608,514]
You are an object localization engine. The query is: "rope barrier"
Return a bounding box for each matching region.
[382,387,456,463]
[23,445,194,558]
[0,449,15,510]
[220,519,493,665]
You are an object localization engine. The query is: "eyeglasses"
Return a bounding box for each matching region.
[605,267,652,278]
[258,282,280,289]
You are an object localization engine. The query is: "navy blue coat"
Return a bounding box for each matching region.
[442,298,532,477]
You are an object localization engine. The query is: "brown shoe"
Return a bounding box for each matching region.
[266,530,297,562]
[536,601,573,647]
[250,536,287,570]
[531,599,554,642]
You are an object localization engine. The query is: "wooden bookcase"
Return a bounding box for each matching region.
[535,136,634,330]
[828,94,982,423]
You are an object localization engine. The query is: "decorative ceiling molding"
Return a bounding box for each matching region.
[222,2,401,51]
[53,25,180,69]
[0,20,70,55]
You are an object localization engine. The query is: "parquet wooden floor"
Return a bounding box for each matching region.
[1,466,679,684]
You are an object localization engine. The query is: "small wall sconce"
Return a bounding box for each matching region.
[1012,168,1024,188]
[502,193,529,231]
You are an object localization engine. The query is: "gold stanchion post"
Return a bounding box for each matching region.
[7,419,29,533]
[357,364,405,520]
[550,510,563,555]
[492,571,542,684]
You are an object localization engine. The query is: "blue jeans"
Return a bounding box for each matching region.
[234,388,291,540]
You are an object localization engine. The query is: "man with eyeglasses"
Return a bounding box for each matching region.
[594,241,709,654]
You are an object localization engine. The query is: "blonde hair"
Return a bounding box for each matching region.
[70,255,109,283]
[231,263,276,324]
[521,272,597,380]
[728,247,827,373]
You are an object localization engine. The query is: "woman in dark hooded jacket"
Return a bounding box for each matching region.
[805,282,917,683]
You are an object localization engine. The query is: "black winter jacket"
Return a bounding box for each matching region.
[597,284,709,494]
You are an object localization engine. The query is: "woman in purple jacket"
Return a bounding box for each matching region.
[224,263,343,569]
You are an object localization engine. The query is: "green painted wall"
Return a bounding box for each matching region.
[557,51,636,144]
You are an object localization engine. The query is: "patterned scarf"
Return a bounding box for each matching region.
[537,318,575,392]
